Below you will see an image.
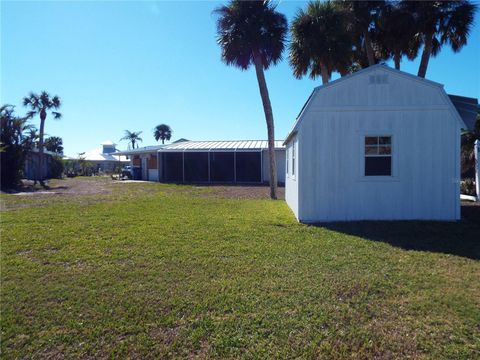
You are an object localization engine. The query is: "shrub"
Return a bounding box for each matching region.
[49,156,64,179]
[0,105,34,189]
[460,178,476,196]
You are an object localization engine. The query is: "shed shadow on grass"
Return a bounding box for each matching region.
[313,205,480,260]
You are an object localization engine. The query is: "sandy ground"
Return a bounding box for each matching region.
[2,177,285,200]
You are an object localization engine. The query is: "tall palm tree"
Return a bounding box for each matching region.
[403,1,477,78]
[376,2,420,70]
[154,124,172,144]
[340,0,385,67]
[120,130,143,149]
[290,1,353,84]
[215,0,287,199]
[23,91,62,184]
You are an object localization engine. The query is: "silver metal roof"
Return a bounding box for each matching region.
[159,140,285,152]
[116,145,165,156]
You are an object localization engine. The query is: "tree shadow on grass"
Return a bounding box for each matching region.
[315,205,480,260]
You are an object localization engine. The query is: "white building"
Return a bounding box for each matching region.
[81,141,129,173]
[284,65,477,222]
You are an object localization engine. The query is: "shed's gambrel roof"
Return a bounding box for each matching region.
[284,64,476,144]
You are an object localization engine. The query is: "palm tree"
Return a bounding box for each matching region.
[403,1,477,78]
[120,130,143,149]
[340,1,385,67]
[290,1,353,84]
[44,136,64,154]
[215,0,287,199]
[23,91,62,184]
[376,2,420,70]
[154,124,172,144]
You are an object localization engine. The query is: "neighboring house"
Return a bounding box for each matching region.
[284,65,478,222]
[24,148,57,180]
[82,141,129,173]
[117,140,286,184]
[116,145,165,181]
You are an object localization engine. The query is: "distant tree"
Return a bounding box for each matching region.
[23,91,62,185]
[27,128,39,147]
[154,124,172,144]
[402,1,477,78]
[120,130,143,149]
[290,1,353,84]
[215,0,287,199]
[44,136,63,154]
[0,105,35,188]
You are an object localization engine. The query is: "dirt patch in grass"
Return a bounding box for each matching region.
[10,177,112,197]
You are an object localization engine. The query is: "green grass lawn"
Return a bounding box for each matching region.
[1,179,479,359]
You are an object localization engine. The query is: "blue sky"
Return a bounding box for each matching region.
[2,1,479,157]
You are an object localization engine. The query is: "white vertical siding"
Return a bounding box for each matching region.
[148,169,159,182]
[292,66,461,222]
[262,149,286,184]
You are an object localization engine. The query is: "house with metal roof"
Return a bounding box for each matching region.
[81,141,129,173]
[117,140,285,183]
[284,64,478,222]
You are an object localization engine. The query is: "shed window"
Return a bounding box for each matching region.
[364,136,392,176]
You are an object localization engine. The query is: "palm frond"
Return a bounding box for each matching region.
[214,0,287,71]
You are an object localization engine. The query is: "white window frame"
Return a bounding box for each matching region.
[286,145,289,175]
[291,140,296,179]
[359,132,398,182]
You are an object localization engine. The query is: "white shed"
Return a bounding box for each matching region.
[284,65,477,222]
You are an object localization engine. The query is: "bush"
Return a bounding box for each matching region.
[460,178,476,196]
[0,105,33,189]
[49,156,64,179]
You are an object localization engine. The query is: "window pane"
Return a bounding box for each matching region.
[365,146,378,155]
[378,145,391,155]
[379,136,391,145]
[365,156,391,176]
[365,137,377,145]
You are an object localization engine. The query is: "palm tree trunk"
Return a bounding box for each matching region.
[364,30,375,66]
[252,50,277,200]
[418,32,433,78]
[320,63,330,85]
[38,111,46,185]
[394,51,401,70]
